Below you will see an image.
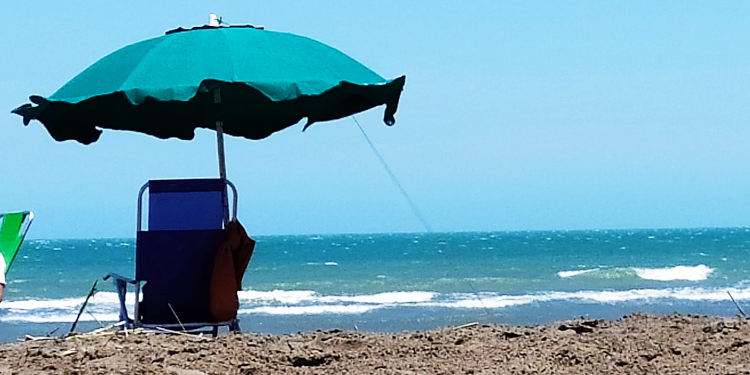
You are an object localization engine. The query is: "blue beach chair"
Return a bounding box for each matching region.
[105,178,240,336]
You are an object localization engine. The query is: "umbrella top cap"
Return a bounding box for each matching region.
[209,14,221,27]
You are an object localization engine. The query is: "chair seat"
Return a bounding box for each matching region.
[136,229,225,324]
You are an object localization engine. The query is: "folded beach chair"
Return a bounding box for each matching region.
[0,211,34,277]
[105,178,244,336]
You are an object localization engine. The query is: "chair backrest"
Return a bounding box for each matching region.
[148,179,225,231]
[0,211,33,274]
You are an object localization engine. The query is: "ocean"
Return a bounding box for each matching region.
[1,228,749,343]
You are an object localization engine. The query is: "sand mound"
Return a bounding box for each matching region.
[0,314,748,374]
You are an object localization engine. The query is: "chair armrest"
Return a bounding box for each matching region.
[103,272,142,328]
[103,273,138,284]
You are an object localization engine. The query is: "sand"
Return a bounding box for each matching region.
[0,313,748,374]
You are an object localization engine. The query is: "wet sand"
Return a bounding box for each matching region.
[0,313,748,374]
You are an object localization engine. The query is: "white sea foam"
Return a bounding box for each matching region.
[0,292,133,311]
[0,298,85,310]
[324,262,339,266]
[236,290,436,305]
[326,291,435,304]
[428,286,750,309]
[430,293,537,309]
[556,265,715,281]
[237,290,317,304]
[633,265,713,281]
[0,312,122,324]
[0,292,128,323]
[239,304,381,315]
[2,286,749,322]
[557,269,598,278]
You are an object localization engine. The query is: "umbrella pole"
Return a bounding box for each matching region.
[216,121,230,225]
[214,89,230,225]
[216,121,227,180]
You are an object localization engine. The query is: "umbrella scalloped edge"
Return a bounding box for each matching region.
[11,76,405,144]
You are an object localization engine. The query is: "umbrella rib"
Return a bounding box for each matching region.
[218,29,239,82]
[118,36,173,99]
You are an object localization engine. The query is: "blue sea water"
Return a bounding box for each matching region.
[1,228,749,343]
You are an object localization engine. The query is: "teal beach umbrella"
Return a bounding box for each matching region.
[12,22,405,181]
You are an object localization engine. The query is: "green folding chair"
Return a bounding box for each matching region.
[0,211,34,277]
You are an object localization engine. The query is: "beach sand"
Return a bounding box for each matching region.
[0,313,747,374]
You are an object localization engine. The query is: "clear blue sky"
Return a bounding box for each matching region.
[3,1,750,239]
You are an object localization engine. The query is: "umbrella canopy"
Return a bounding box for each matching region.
[12,25,405,144]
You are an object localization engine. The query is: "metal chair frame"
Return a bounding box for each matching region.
[105,179,240,336]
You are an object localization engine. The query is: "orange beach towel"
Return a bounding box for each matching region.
[209,221,255,321]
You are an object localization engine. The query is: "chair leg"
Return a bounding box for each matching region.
[212,325,219,337]
[230,319,241,333]
[112,279,131,326]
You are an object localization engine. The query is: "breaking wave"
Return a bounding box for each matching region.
[1,284,748,323]
[557,269,599,278]
[633,265,713,281]
[557,265,714,281]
